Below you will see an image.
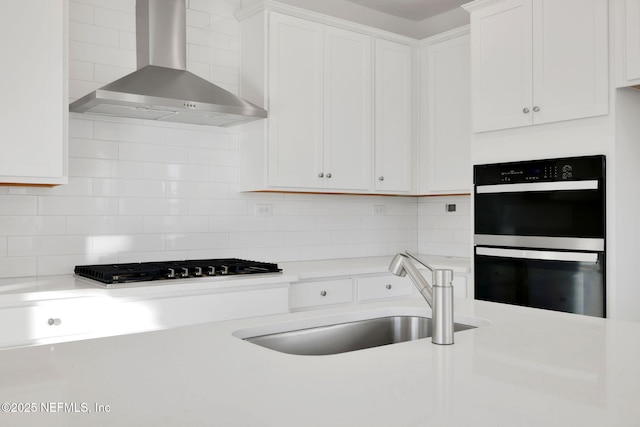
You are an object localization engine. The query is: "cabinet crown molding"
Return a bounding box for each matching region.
[419,25,469,47]
[236,0,418,46]
[462,0,509,13]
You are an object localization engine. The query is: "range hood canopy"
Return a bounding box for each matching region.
[69,0,266,127]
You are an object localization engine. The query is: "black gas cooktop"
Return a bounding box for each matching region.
[74,258,282,286]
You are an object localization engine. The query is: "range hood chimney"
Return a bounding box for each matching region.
[69,0,266,127]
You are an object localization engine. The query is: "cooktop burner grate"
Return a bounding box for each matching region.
[74,258,282,285]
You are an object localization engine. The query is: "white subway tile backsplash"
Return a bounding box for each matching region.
[143,216,209,233]
[94,121,166,143]
[0,217,67,236]
[167,181,228,199]
[94,64,132,83]
[9,236,89,257]
[144,163,209,181]
[94,7,135,32]
[0,0,467,279]
[166,232,229,251]
[69,118,94,138]
[69,138,119,159]
[0,196,38,216]
[187,8,211,29]
[69,158,145,179]
[67,216,143,235]
[69,59,94,81]
[119,198,189,216]
[92,234,165,253]
[69,20,120,47]
[0,257,38,278]
[93,178,166,198]
[229,231,282,249]
[39,196,119,216]
[189,0,212,14]
[69,1,94,24]
[69,40,136,68]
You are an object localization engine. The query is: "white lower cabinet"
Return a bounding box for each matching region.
[0,298,103,348]
[356,274,414,301]
[290,278,354,311]
[105,287,289,336]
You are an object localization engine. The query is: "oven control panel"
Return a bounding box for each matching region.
[474,155,605,185]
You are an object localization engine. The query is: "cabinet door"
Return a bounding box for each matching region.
[374,39,413,192]
[421,33,471,194]
[268,13,324,188]
[532,0,608,124]
[625,0,640,81]
[0,298,103,348]
[0,0,67,185]
[323,26,372,191]
[470,0,533,132]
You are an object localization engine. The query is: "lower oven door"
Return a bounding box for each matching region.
[474,246,605,317]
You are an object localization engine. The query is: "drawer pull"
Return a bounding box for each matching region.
[386,284,392,290]
[320,290,327,297]
[47,318,61,326]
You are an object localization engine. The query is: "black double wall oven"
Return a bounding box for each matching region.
[473,155,606,317]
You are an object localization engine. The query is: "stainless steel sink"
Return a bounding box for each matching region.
[242,315,476,355]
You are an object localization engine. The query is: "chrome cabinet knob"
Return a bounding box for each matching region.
[318,172,324,178]
[47,318,61,326]
[386,284,392,290]
[379,176,384,181]
[523,107,530,114]
[320,290,327,297]
[533,106,540,112]
[326,173,332,178]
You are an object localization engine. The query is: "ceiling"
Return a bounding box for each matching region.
[345,0,471,21]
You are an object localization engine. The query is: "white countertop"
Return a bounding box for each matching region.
[0,255,469,303]
[1,297,639,426]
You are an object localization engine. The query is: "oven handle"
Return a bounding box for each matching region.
[476,246,599,263]
[474,234,605,251]
[476,180,599,194]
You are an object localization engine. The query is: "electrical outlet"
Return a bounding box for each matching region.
[445,204,456,213]
[255,204,273,216]
[373,205,385,216]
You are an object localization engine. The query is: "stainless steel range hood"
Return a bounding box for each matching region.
[69,0,266,127]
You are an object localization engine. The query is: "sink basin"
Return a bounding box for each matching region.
[238,315,477,355]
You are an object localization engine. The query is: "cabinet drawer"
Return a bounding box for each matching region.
[290,278,353,310]
[357,275,414,301]
[0,298,103,346]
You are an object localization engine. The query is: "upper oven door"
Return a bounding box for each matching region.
[475,179,605,241]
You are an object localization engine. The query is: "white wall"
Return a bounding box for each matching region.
[0,0,425,279]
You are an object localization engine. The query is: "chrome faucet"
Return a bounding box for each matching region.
[389,251,455,345]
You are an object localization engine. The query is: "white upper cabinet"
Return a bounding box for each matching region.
[615,0,640,87]
[241,10,374,193]
[374,39,413,193]
[465,0,608,133]
[267,13,325,189]
[323,26,372,191]
[0,0,68,185]
[419,28,471,195]
[239,5,415,195]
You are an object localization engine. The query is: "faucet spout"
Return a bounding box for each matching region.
[388,252,455,345]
